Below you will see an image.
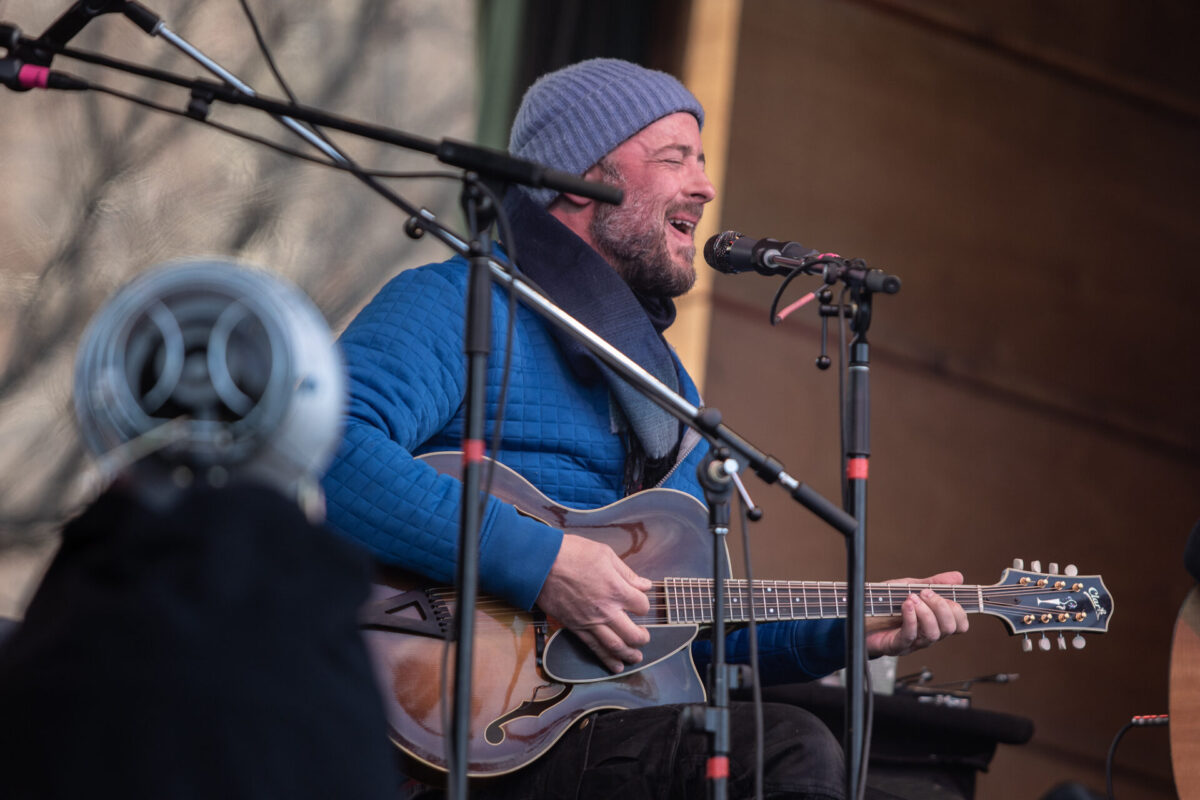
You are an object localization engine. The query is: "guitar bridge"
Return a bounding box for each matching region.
[533,609,548,668]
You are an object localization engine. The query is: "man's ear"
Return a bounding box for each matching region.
[557,191,592,208]
[559,163,606,207]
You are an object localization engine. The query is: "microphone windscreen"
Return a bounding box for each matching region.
[703,230,744,272]
[73,259,345,494]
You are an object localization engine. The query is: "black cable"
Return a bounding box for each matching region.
[737,498,765,800]
[237,0,299,105]
[469,177,520,514]
[236,0,358,173]
[86,82,456,179]
[837,286,850,507]
[1106,720,1134,799]
[1106,715,1169,799]
[767,266,809,326]
[858,663,874,799]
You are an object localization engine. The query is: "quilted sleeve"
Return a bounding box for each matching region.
[692,620,848,685]
[321,262,562,612]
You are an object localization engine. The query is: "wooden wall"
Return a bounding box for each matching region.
[702,1,1200,797]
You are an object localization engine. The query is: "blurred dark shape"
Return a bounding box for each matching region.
[0,259,393,797]
[1185,518,1200,583]
[0,483,397,799]
[1038,780,1104,799]
[0,617,17,647]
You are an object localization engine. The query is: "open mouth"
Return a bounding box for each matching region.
[668,218,696,237]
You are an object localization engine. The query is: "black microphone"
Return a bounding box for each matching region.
[703,230,818,277]
[704,229,902,294]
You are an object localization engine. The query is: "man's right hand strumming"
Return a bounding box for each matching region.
[535,533,653,674]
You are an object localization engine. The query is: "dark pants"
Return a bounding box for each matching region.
[465,702,845,800]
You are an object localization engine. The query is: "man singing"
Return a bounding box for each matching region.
[323,58,967,799]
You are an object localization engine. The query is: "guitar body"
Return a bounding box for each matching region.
[361,452,715,777]
[359,452,1115,777]
[1170,586,1200,799]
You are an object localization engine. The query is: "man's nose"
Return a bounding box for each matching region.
[688,164,716,203]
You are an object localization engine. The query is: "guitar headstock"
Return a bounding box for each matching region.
[984,559,1114,651]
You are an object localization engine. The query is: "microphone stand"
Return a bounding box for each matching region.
[759,250,894,800]
[842,284,873,800]
[694,447,736,800]
[449,176,498,799]
[2,19,863,797]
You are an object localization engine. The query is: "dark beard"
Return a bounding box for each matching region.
[588,163,698,299]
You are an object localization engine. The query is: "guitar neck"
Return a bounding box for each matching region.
[661,578,987,625]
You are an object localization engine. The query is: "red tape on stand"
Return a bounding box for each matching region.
[462,440,485,464]
[846,457,869,480]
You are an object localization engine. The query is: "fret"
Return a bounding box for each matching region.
[684,578,694,624]
[678,578,687,623]
[675,578,684,624]
[803,581,810,619]
[704,578,712,625]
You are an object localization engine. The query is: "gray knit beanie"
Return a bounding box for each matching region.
[508,58,705,207]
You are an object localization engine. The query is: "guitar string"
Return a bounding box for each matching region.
[420,585,1102,624]
[422,581,1095,596]
[422,584,1093,604]
[421,585,1097,605]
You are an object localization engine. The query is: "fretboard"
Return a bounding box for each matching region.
[660,578,985,625]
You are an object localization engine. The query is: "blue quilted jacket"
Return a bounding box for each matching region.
[322,257,846,683]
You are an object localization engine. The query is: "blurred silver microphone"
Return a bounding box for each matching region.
[73,258,345,512]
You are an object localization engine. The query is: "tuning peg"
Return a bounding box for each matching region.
[1072,634,1086,650]
[1031,560,1042,573]
[1064,564,1078,576]
[1039,634,1051,652]
[1013,558,1024,570]
[1022,635,1032,653]
[1057,634,1066,650]
[1049,562,1059,574]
